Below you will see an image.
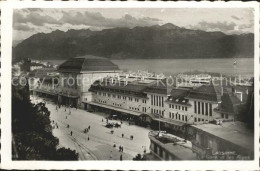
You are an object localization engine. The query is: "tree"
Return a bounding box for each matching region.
[12,81,78,160]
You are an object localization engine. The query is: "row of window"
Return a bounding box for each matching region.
[169,112,188,122]
[97,92,146,103]
[194,101,212,116]
[97,100,106,104]
[151,109,165,116]
[169,104,188,111]
[151,95,164,107]
[113,103,122,107]
[129,106,139,111]
[194,118,208,122]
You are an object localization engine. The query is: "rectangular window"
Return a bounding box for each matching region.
[198,102,200,114]
[198,118,200,122]
[194,101,197,113]
[151,95,153,105]
[182,115,184,121]
[157,96,159,106]
[178,114,181,120]
[182,106,184,110]
[178,106,181,110]
[209,104,212,116]
[202,102,204,115]
[162,111,164,117]
[185,107,187,111]
[159,96,161,107]
[185,116,187,121]
[195,118,197,122]
[162,97,164,107]
[205,103,208,115]
[176,114,178,119]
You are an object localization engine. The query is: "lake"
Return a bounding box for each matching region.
[43,58,254,77]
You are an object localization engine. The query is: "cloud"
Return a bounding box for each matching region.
[231,15,241,21]
[190,21,236,32]
[238,23,253,30]
[13,23,35,31]
[59,11,161,28]
[13,10,60,26]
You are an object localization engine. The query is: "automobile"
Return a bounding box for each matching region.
[105,123,114,128]
[213,118,223,125]
[114,122,121,128]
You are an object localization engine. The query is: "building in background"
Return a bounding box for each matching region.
[57,55,121,108]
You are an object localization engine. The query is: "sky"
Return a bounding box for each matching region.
[13,8,254,42]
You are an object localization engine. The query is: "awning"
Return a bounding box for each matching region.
[58,93,79,98]
[33,89,58,96]
[87,101,141,116]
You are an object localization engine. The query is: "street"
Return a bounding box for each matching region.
[32,96,151,160]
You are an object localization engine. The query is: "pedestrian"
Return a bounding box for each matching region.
[119,146,121,152]
[88,125,91,130]
[110,151,112,160]
[122,133,124,138]
[121,146,124,152]
[120,154,123,161]
[56,125,58,129]
[102,118,103,122]
[70,131,73,136]
[88,136,90,141]
[67,124,70,128]
[65,108,66,112]
[113,144,116,148]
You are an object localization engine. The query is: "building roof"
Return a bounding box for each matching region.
[28,68,57,78]
[170,88,190,99]
[144,79,168,95]
[149,131,196,160]
[191,121,254,153]
[89,81,149,98]
[218,90,242,114]
[187,83,218,102]
[58,55,120,73]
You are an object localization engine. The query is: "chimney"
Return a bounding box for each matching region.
[235,91,243,102]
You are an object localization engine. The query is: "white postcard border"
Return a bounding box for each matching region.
[1,1,259,170]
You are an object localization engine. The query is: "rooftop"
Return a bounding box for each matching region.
[58,55,120,73]
[149,131,196,160]
[191,121,254,153]
[187,83,218,102]
[28,68,58,78]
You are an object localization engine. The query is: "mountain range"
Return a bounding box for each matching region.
[12,23,254,62]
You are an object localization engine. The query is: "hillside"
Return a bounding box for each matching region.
[12,23,254,62]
